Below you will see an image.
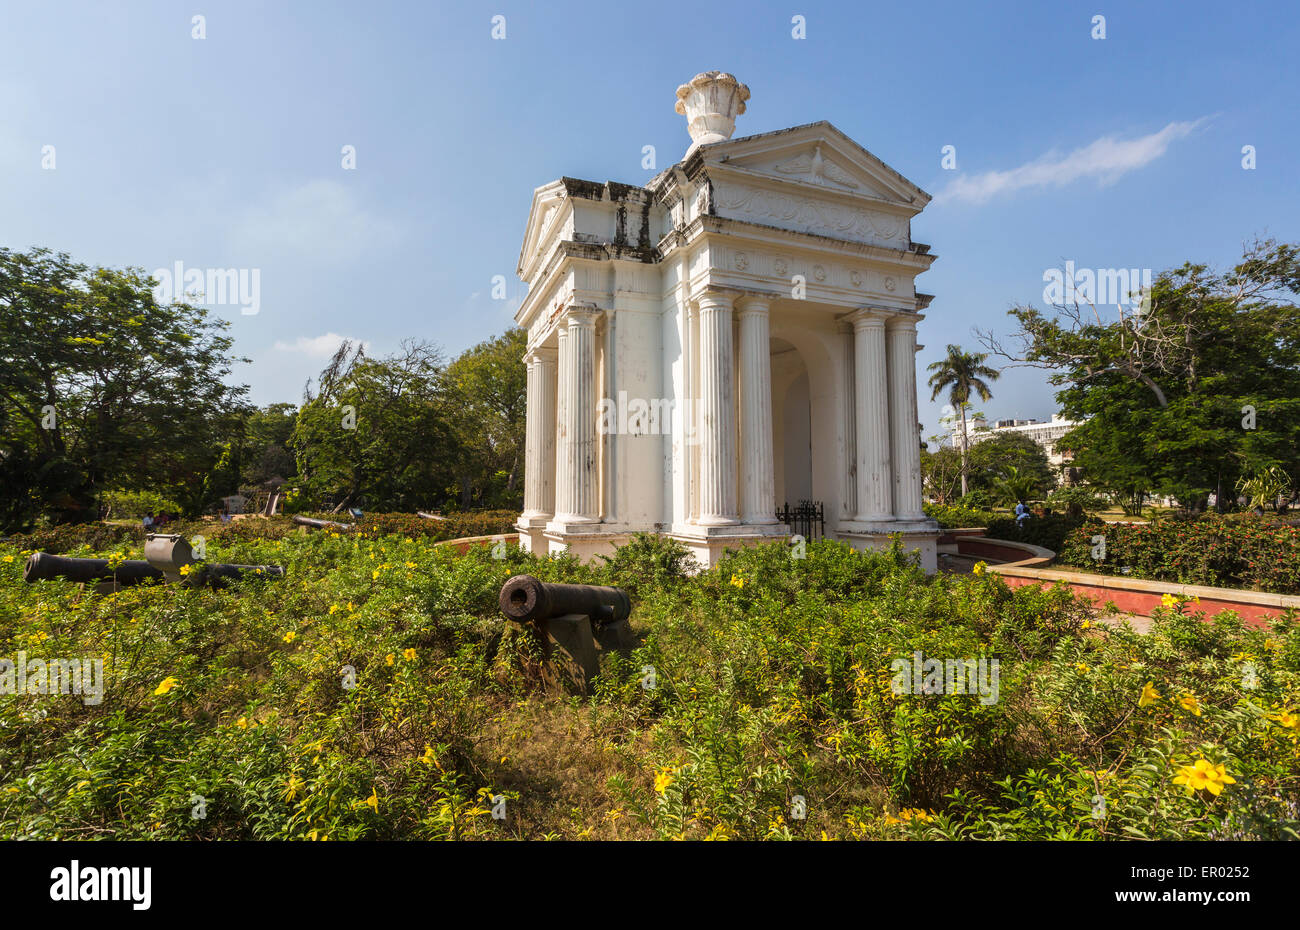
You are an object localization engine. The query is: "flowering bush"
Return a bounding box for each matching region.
[1058,514,1300,593]
[0,531,1296,840]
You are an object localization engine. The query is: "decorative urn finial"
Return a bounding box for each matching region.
[674,71,750,155]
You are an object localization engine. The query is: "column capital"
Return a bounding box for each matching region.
[561,301,604,327]
[693,287,742,311]
[885,311,923,332]
[524,344,558,365]
[735,292,774,316]
[847,307,889,330]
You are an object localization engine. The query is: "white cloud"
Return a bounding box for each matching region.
[229,179,401,262]
[936,118,1208,206]
[272,332,366,358]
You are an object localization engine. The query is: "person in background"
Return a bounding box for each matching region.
[142,512,154,530]
[1014,500,1030,529]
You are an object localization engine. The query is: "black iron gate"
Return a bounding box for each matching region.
[776,500,824,541]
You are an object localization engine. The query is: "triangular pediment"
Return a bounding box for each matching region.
[702,121,930,210]
[516,180,572,280]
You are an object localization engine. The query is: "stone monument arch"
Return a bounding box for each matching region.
[514,71,941,571]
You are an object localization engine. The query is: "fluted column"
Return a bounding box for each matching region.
[887,314,926,520]
[553,308,602,524]
[738,296,776,524]
[839,322,857,521]
[696,291,738,525]
[521,347,556,522]
[852,310,893,522]
[552,326,570,519]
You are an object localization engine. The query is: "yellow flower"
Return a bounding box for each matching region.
[1081,619,1092,629]
[729,574,744,588]
[1138,681,1160,707]
[178,563,193,576]
[1272,710,1298,729]
[402,648,416,661]
[235,716,249,729]
[419,746,438,766]
[654,767,676,793]
[385,653,395,666]
[372,569,380,580]
[404,561,417,569]
[886,808,933,824]
[282,631,297,643]
[1074,663,1090,674]
[972,561,987,576]
[1178,693,1202,716]
[2,555,14,563]
[328,604,340,615]
[153,676,180,696]
[1160,592,1179,609]
[364,788,379,812]
[1172,759,1235,796]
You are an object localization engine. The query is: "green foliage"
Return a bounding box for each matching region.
[923,502,996,529]
[0,247,250,530]
[1237,465,1293,513]
[1003,239,1300,512]
[1058,514,1300,593]
[2,532,1295,840]
[986,513,1099,553]
[99,490,184,520]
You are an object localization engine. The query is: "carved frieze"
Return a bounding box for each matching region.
[712,180,905,246]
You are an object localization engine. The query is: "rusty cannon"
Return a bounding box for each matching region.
[24,534,285,590]
[23,553,163,587]
[292,515,355,531]
[497,575,633,690]
[498,575,631,627]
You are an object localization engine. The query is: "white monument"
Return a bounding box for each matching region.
[514,71,941,571]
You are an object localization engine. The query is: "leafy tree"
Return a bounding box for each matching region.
[291,340,455,512]
[239,402,297,487]
[0,247,249,529]
[440,327,528,510]
[980,238,1300,512]
[921,443,963,504]
[926,345,1001,497]
[965,431,1055,500]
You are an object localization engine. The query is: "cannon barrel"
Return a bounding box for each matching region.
[293,515,354,531]
[498,575,631,626]
[23,552,285,589]
[23,552,163,586]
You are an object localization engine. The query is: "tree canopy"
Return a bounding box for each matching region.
[979,238,1300,511]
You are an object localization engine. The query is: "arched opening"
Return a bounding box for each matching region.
[770,337,812,511]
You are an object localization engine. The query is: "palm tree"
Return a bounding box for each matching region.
[927,344,1001,498]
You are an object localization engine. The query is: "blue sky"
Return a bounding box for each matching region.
[2,0,1296,442]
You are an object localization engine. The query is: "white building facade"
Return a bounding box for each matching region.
[952,413,1081,471]
[514,72,941,571]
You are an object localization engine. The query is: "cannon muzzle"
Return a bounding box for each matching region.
[498,575,631,627]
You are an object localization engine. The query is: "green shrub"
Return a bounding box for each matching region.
[1,530,1296,840]
[986,513,1098,553]
[924,502,996,528]
[1057,514,1300,593]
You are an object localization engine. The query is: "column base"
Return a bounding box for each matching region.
[835,518,940,574]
